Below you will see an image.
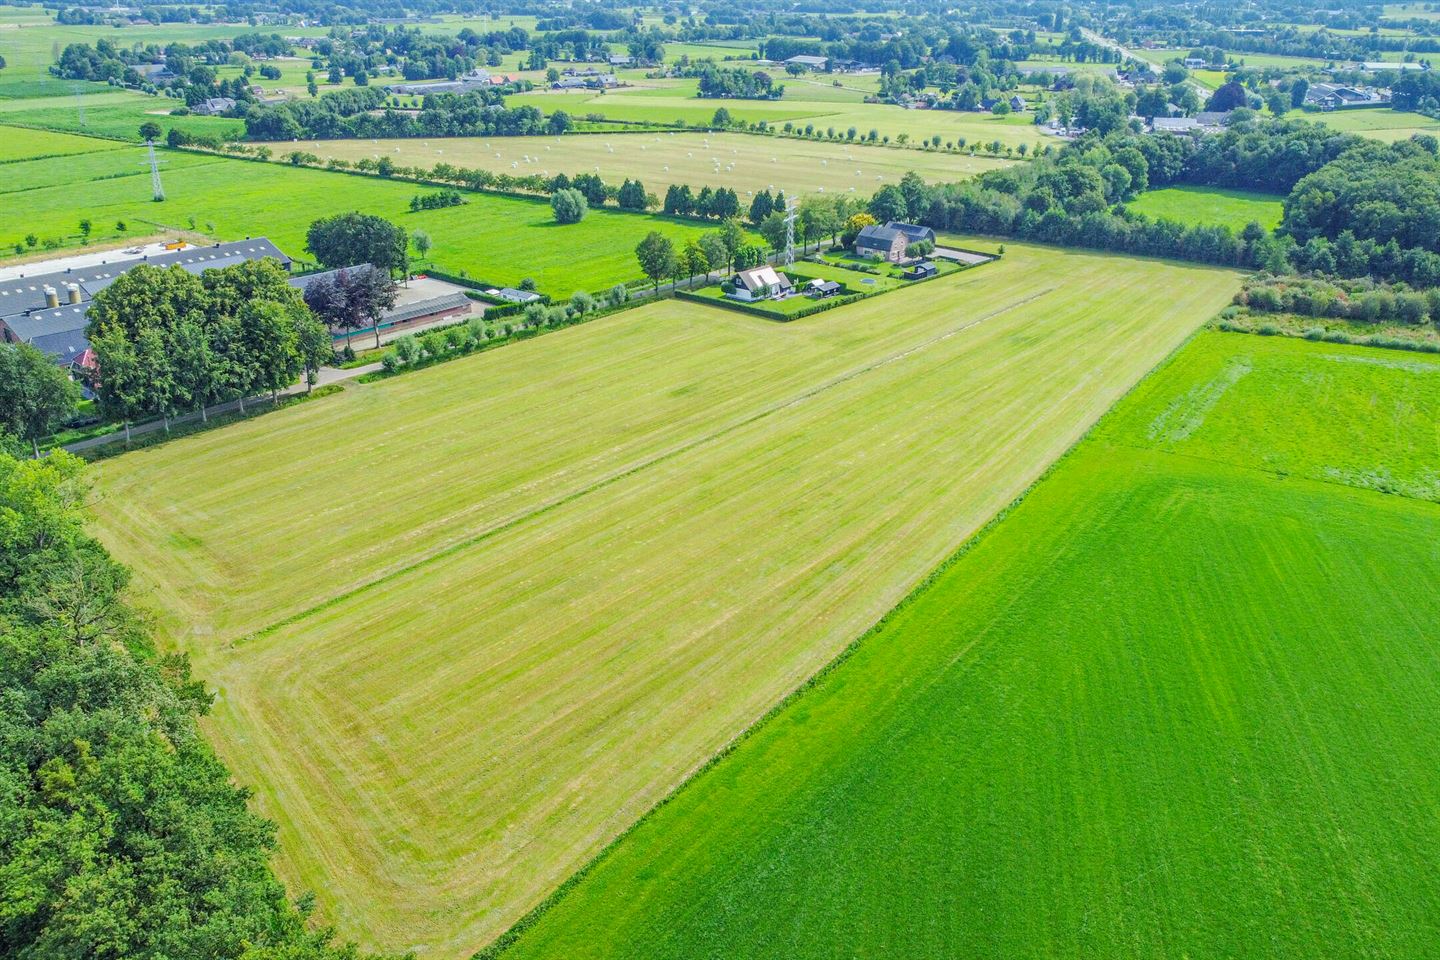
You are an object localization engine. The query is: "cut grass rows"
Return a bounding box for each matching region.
[89,244,1241,957]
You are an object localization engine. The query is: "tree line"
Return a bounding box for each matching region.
[244,88,548,141]
[0,441,408,959]
[87,260,332,438]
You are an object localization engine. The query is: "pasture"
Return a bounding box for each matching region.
[251,130,1010,200]
[507,88,1055,150]
[0,130,729,295]
[88,244,1241,957]
[496,331,1440,960]
[1127,185,1285,231]
[1310,106,1440,141]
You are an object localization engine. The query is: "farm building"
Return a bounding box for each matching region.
[0,239,292,368]
[493,287,542,304]
[288,269,473,341]
[903,261,938,280]
[807,279,842,298]
[728,265,794,301]
[784,55,830,71]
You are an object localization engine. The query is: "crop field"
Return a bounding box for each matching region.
[508,88,1055,150]
[0,130,731,294]
[1127,185,1285,231]
[1311,106,1440,141]
[87,244,1240,957]
[252,130,1009,199]
[496,331,1440,960]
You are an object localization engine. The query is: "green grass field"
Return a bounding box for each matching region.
[1309,106,1440,141]
[250,130,1009,200]
[87,244,1240,957]
[495,331,1440,960]
[0,128,734,295]
[1128,185,1285,231]
[508,88,1054,150]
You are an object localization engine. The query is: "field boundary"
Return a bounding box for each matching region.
[472,318,1208,960]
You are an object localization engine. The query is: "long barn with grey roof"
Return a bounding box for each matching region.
[0,238,292,369]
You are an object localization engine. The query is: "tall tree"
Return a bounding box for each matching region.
[0,343,79,457]
[635,231,677,294]
[305,212,408,276]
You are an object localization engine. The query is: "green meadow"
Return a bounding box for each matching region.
[0,128,732,295]
[496,331,1440,960]
[1128,185,1285,231]
[1311,106,1440,141]
[87,245,1240,956]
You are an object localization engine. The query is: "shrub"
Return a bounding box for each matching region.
[1303,326,1326,340]
[380,350,401,373]
[570,290,596,314]
[394,334,420,365]
[419,330,448,358]
[1257,322,1282,336]
[551,187,588,224]
[608,283,630,305]
[444,325,466,350]
[523,303,548,327]
[520,277,537,291]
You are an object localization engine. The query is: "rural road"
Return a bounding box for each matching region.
[62,360,382,453]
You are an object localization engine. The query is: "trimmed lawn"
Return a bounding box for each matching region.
[1127,185,1285,232]
[497,332,1440,960]
[88,243,1240,957]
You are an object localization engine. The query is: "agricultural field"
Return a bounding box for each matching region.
[1309,106,1440,141]
[87,243,1241,957]
[508,87,1055,150]
[1127,185,1285,231]
[0,90,244,140]
[251,130,1010,200]
[0,127,729,294]
[0,6,328,100]
[496,331,1440,960]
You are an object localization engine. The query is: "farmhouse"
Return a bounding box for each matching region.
[728,265,794,301]
[193,97,236,116]
[854,224,907,261]
[0,239,291,366]
[855,222,934,262]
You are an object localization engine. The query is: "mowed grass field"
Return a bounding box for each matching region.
[0,128,730,295]
[1128,184,1285,231]
[497,331,1440,960]
[508,88,1055,151]
[253,130,1010,200]
[1309,106,1440,141]
[88,244,1241,957]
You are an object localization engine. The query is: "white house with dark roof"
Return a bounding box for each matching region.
[729,265,794,301]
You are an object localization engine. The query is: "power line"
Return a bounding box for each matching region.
[142,140,167,202]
